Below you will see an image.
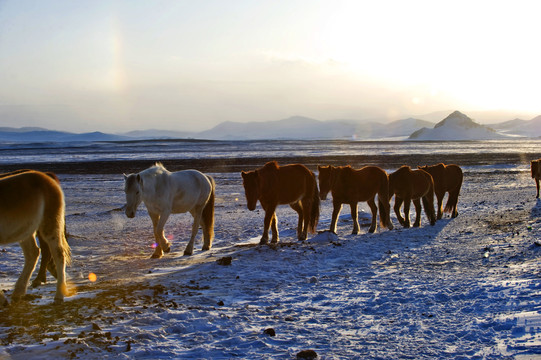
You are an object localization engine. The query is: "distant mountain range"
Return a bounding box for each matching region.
[1,111,541,142]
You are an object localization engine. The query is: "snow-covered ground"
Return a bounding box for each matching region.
[1,165,541,359]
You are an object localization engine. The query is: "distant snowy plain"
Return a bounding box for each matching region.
[0,140,541,359]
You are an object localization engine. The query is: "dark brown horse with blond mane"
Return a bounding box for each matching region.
[0,169,61,288]
[0,170,71,304]
[241,161,320,244]
[389,166,436,228]
[418,163,463,219]
[318,165,393,234]
[531,159,541,198]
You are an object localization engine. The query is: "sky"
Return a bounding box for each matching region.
[1,0,541,133]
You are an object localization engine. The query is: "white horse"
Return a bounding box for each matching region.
[0,170,71,304]
[124,163,215,257]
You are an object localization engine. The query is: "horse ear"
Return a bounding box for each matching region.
[123,173,128,180]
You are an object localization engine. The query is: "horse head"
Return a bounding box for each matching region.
[124,173,143,218]
[317,165,334,200]
[241,170,259,211]
[531,160,540,179]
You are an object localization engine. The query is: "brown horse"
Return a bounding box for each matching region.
[389,166,436,228]
[0,170,71,304]
[318,165,393,234]
[418,163,463,219]
[0,169,60,288]
[241,161,320,244]
[531,159,541,198]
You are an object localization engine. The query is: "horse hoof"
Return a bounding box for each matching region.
[368,228,376,233]
[31,280,43,288]
[54,297,64,305]
[202,246,211,251]
[387,223,394,230]
[150,253,163,259]
[183,250,193,256]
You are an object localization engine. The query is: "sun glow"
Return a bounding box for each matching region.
[313,0,541,114]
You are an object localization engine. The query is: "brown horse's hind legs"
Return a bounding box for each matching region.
[436,194,444,220]
[290,202,305,240]
[412,199,422,227]
[394,197,406,227]
[350,203,360,234]
[367,199,378,233]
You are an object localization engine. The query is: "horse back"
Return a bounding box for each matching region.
[275,164,315,204]
[334,166,387,202]
[412,169,434,197]
[258,163,314,205]
[168,170,213,213]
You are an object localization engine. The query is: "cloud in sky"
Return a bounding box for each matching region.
[1,0,540,132]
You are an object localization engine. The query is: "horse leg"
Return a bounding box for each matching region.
[184,209,203,256]
[367,198,378,233]
[536,178,540,198]
[150,211,171,258]
[261,205,277,244]
[270,213,280,243]
[394,197,406,226]
[12,236,40,302]
[412,198,422,227]
[436,192,444,220]
[330,202,342,234]
[290,202,305,240]
[31,236,52,288]
[350,202,360,235]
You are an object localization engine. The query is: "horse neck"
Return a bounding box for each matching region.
[139,171,161,197]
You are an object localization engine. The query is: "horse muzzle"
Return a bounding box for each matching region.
[319,192,328,201]
[125,209,136,218]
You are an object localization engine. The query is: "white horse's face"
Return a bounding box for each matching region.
[124,174,143,218]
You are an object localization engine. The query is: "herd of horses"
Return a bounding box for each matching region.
[0,158,498,306]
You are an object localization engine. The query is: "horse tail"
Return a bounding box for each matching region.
[56,184,71,266]
[378,172,393,230]
[423,176,437,225]
[308,172,320,233]
[202,175,215,247]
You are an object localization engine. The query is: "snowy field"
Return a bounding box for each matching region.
[1,163,541,359]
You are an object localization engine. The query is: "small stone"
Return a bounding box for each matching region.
[92,323,102,331]
[217,256,232,266]
[297,350,318,359]
[263,328,276,337]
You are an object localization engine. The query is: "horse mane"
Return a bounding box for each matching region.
[141,162,169,177]
[262,161,280,171]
